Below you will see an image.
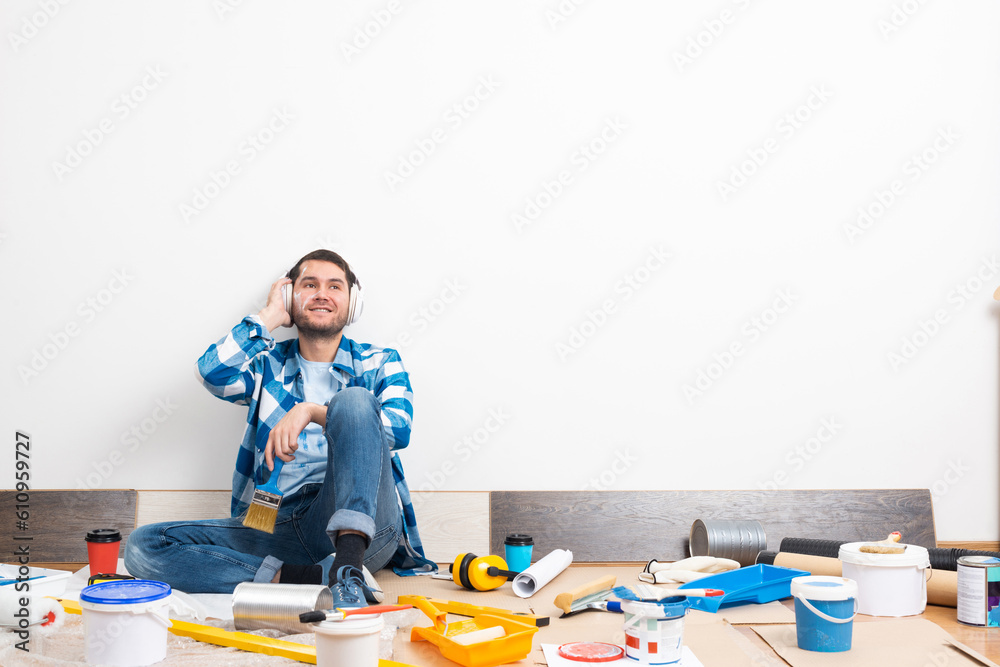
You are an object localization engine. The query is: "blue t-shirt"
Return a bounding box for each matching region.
[277,355,341,497]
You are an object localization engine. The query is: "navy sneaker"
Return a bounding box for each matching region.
[318,555,384,603]
[329,565,370,608]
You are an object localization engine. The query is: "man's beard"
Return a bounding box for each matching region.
[294,310,348,340]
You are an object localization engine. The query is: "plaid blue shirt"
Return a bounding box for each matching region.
[196,314,436,575]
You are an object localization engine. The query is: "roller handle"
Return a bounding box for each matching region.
[412,596,448,631]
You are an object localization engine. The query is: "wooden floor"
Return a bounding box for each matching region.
[921,605,999,662]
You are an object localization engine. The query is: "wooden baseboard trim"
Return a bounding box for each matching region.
[937,541,1000,552]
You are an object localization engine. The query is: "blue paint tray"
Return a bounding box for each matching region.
[677,564,810,613]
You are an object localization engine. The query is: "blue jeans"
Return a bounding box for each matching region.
[124,388,402,593]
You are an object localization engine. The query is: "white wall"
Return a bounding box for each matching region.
[2,0,998,541]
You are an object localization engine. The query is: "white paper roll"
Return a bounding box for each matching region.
[511,549,573,598]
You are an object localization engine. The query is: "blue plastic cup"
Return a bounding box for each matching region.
[504,534,533,573]
[791,576,858,652]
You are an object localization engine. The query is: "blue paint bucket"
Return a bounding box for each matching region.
[790,576,858,652]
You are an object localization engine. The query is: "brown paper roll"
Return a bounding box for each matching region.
[772,551,957,608]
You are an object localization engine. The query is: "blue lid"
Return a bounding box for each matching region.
[656,596,691,615]
[81,580,171,604]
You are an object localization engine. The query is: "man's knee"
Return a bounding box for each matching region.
[122,524,153,575]
[326,387,378,424]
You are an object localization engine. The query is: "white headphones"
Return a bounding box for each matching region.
[281,270,364,327]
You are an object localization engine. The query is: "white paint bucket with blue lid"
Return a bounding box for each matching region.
[620,597,690,665]
[79,579,172,666]
[790,576,858,652]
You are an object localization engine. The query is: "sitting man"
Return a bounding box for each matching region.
[125,249,434,606]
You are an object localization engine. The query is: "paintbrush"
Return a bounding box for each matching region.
[299,604,412,623]
[613,584,724,601]
[561,600,624,617]
[554,574,617,616]
[242,458,285,533]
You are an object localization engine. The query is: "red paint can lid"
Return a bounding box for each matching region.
[557,642,625,662]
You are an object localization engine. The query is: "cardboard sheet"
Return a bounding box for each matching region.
[378,566,754,666]
[751,618,999,667]
[689,600,795,626]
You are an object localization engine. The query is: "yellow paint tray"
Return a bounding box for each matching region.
[407,597,538,667]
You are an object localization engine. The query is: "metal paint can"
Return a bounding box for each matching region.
[957,556,1000,627]
[689,519,767,567]
[233,582,333,635]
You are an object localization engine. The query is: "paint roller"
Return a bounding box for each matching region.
[0,591,65,635]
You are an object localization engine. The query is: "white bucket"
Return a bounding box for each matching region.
[839,542,930,617]
[79,580,172,666]
[314,614,384,667]
[620,599,689,665]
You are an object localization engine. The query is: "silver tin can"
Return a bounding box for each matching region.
[689,519,767,566]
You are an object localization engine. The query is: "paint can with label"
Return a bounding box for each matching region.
[621,597,690,665]
[957,556,1000,627]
